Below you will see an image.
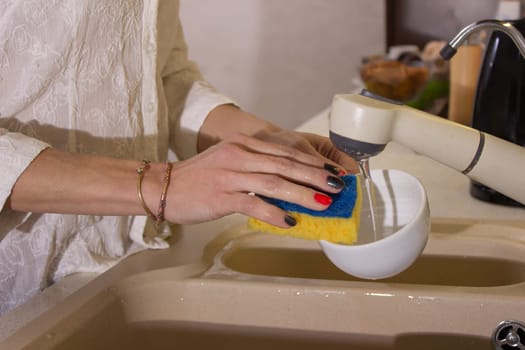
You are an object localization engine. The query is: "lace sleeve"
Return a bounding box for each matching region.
[0,129,49,211]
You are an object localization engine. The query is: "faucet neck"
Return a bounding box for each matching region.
[440,19,525,60]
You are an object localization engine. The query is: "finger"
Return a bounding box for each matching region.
[323,162,348,177]
[231,152,346,194]
[229,192,298,228]
[329,151,359,174]
[227,172,335,211]
[227,133,327,169]
[301,132,359,174]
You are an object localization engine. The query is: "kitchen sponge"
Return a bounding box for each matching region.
[248,175,361,244]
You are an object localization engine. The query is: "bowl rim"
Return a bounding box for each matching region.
[319,168,429,250]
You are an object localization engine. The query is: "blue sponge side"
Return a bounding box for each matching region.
[262,175,358,218]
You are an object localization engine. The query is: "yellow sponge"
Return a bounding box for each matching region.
[248,175,362,244]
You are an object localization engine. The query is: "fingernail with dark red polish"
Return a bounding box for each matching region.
[284,215,297,227]
[314,193,332,206]
[327,175,345,190]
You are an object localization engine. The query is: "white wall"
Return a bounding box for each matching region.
[179,0,386,129]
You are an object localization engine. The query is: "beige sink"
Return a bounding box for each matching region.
[2,219,525,350]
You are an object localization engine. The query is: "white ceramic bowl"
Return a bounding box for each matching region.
[319,169,430,279]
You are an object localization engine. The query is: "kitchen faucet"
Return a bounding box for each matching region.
[442,19,525,206]
[328,19,525,206]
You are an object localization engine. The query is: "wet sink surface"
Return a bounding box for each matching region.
[3,220,525,350]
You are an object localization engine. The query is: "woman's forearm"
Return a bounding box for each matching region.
[8,133,350,229]
[8,148,165,216]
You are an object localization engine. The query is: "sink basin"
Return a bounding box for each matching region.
[2,220,525,350]
[220,231,525,287]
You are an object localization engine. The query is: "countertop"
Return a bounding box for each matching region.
[1,107,524,344]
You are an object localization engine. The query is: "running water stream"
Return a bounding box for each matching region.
[358,159,379,241]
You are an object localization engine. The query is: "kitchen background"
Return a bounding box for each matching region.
[180,0,508,129]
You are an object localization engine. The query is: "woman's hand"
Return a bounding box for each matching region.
[198,104,358,175]
[160,133,347,227]
[252,128,359,174]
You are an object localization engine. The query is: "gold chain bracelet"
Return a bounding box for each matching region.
[136,160,173,227]
[136,160,157,220]
[156,162,173,227]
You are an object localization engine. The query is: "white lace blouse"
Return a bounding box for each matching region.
[0,0,234,314]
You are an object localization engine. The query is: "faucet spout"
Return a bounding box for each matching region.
[440,19,525,60]
[329,92,525,205]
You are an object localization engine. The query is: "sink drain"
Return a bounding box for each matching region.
[493,320,525,350]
